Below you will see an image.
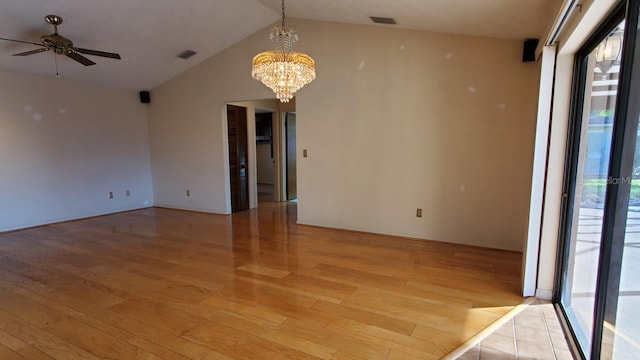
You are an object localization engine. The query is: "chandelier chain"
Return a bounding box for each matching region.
[281,0,286,29]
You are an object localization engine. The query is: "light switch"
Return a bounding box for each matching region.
[303,149,308,158]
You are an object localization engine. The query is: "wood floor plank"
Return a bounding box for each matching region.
[236,263,291,279]
[15,346,56,360]
[0,291,68,328]
[43,318,167,360]
[343,326,441,359]
[201,350,237,360]
[0,203,524,359]
[195,293,289,325]
[0,342,26,360]
[330,351,369,360]
[12,286,193,360]
[72,306,212,360]
[205,309,337,359]
[0,269,210,360]
[0,328,29,351]
[386,348,430,360]
[0,308,101,360]
[185,322,325,360]
[80,264,212,304]
[217,281,319,313]
[280,318,391,360]
[310,300,416,336]
[0,257,124,308]
[107,298,200,336]
[232,273,344,304]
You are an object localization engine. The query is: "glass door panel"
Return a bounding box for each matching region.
[600,11,640,360]
[561,21,624,357]
[601,195,640,358]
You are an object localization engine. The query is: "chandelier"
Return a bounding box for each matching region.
[251,0,316,103]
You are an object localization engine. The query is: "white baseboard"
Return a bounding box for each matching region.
[536,288,553,300]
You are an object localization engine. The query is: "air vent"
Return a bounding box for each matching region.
[370,16,396,25]
[177,49,197,59]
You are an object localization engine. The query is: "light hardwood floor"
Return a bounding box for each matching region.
[0,203,523,359]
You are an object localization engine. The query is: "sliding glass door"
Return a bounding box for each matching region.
[558,1,640,359]
[560,18,622,353]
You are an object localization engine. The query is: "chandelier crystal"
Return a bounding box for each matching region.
[251,0,315,103]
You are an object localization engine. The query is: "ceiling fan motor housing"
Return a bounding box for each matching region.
[41,34,74,54]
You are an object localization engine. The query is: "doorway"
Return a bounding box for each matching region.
[226,99,297,209]
[285,112,297,201]
[256,111,275,203]
[227,104,249,212]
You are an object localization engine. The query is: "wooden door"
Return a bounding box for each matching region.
[227,105,249,212]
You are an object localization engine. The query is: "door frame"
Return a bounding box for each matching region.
[223,99,292,212]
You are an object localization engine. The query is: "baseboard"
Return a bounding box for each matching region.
[536,288,553,300]
[152,204,229,215]
[0,206,153,234]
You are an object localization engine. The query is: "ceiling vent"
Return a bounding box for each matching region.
[370,16,396,25]
[177,49,197,59]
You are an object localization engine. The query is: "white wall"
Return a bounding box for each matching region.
[148,19,539,251]
[148,30,276,214]
[257,142,274,184]
[0,70,154,232]
[297,22,538,251]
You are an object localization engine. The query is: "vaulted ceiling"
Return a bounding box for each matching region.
[0,0,557,90]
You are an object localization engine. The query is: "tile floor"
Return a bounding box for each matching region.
[454,298,575,360]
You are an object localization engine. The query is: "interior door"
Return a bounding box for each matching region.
[227,105,249,212]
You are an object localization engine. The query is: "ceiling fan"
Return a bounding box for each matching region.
[0,14,121,66]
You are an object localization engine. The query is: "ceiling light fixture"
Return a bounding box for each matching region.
[177,49,197,59]
[370,16,397,25]
[594,30,623,76]
[251,0,316,103]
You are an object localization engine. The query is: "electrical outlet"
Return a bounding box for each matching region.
[108,191,114,199]
[416,208,422,218]
[125,190,130,197]
[186,189,191,197]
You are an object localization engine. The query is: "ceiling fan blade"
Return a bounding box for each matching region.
[66,51,96,66]
[74,47,121,59]
[0,37,43,46]
[13,47,50,56]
